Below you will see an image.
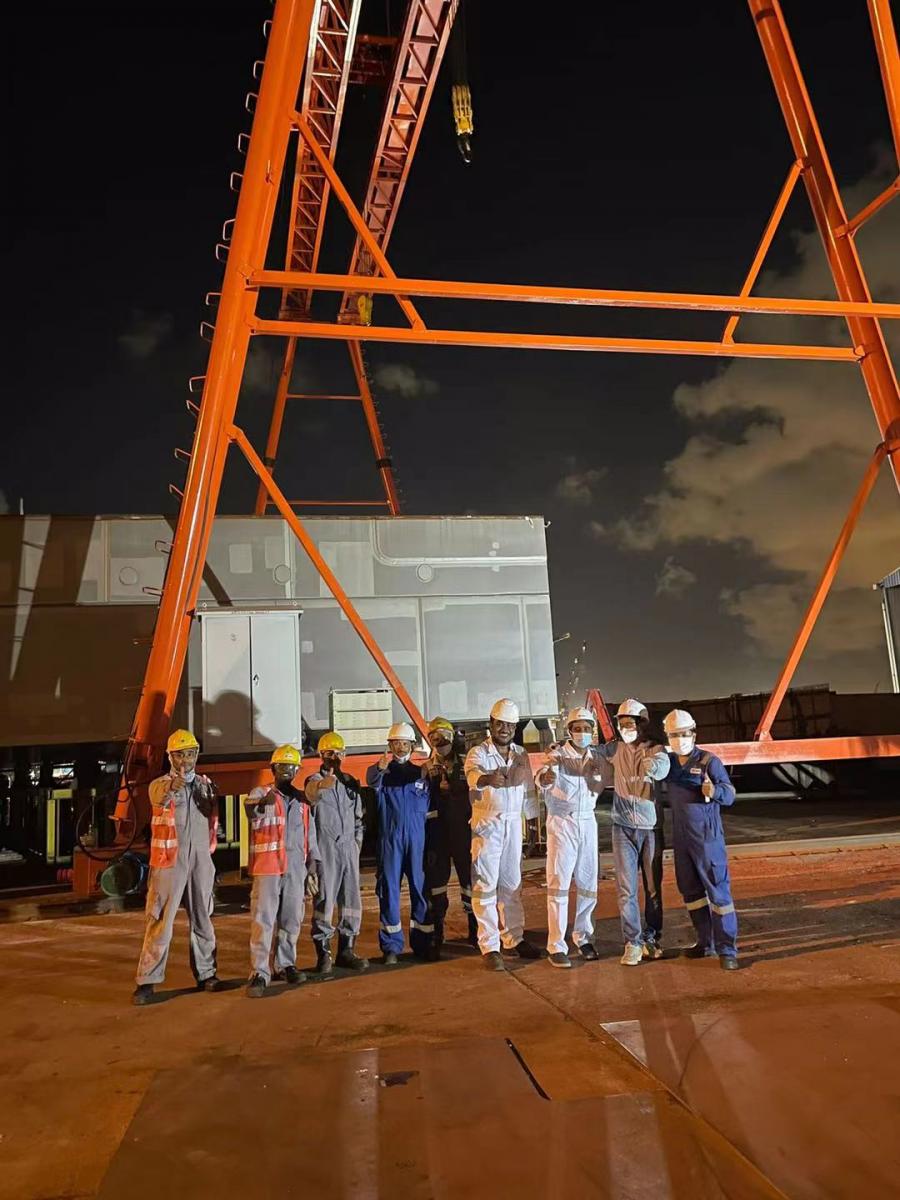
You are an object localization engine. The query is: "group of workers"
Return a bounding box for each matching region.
[132,696,738,1004]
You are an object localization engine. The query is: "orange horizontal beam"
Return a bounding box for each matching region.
[251,317,858,362]
[285,392,361,400]
[250,269,900,321]
[280,498,391,506]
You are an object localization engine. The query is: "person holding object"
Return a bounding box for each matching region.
[132,729,222,1005]
[306,731,369,975]
[423,717,477,956]
[593,700,670,966]
[366,722,432,964]
[464,698,543,971]
[245,744,320,998]
[663,709,739,970]
[536,707,602,968]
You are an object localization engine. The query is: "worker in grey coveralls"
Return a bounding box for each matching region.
[246,744,321,997]
[132,728,222,1005]
[305,731,369,975]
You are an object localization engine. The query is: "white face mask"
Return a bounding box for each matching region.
[393,753,411,764]
[181,769,197,783]
[571,731,593,749]
[619,728,638,744]
[669,735,695,755]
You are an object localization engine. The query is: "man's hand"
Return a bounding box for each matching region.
[537,766,555,788]
[701,777,716,801]
[478,769,506,789]
[305,872,319,898]
[377,752,391,771]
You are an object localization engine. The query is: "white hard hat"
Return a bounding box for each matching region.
[663,709,696,734]
[566,706,595,726]
[387,722,416,741]
[490,698,520,723]
[616,698,648,719]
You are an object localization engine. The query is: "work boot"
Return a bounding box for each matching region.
[548,952,572,969]
[247,974,267,999]
[513,939,542,960]
[382,951,399,966]
[720,955,739,971]
[197,975,225,992]
[466,912,479,948]
[642,941,664,961]
[336,935,369,972]
[620,943,643,967]
[683,943,714,959]
[483,951,505,972]
[426,939,442,962]
[132,984,154,1006]
[275,965,307,986]
[579,943,599,961]
[316,942,334,976]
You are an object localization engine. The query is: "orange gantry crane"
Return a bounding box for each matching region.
[123,0,900,817]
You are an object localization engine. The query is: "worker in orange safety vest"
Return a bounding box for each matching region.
[245,744,320,997]
[132,729,221,1005]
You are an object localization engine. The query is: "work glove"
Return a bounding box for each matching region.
[305,872,319,898]
[701,777,716,801]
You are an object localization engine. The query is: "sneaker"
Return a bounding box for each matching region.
[620,943,643,966]
[578,943,599,961]
[683,943,714,959]
[382,951,399,966]
[132,984,154,1006]
[513,940,543,960]
[548,952,572,969]
[247,974,267,998]
[642,942,664,960]
[197,975,225,992]
[483,951,506,972]
[720,955,739,971]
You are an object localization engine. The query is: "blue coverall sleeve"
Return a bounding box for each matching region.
[594,739,618,761]
[707,755,736,806]
[365,763,385,788]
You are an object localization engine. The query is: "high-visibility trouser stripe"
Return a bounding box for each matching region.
[410,920,435,933]
[341,907,362,918]
[253,842,282,853]
[576,889,598,900]
[429,885,449,895]
[473,889,497,902]
[381,922,402,934]
[460,887,472,898]
[686,896,710,911]
[711,902,735,915]
[426,810,438,819]
[150,838,178,849]
[547,888,569,899]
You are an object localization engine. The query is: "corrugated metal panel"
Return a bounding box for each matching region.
[876,566,900,590]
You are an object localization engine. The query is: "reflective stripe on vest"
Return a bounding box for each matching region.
[248,789,309,877]
[149,777,217,869]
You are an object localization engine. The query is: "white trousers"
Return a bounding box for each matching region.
[471,814,525,953]
[545,813,598,954]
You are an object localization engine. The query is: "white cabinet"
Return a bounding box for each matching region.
[200,610,301,753]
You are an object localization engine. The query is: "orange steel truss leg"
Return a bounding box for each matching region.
[722,160,803,344]
[754,440,900,740]
[750,0,900,481]
[123,0,317,795]
[229,423,426,735]
[867,0,900,167]
[348,341,401,513]
[254,336,297,514]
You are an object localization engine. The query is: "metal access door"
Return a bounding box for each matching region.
[200,610,302,753]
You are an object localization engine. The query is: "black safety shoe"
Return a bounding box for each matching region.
[382,951,400,966]
[247,974,267,998]
[315,946,334,976]
[513,940,543,960]
[467,912,480,948]
[277,966,307,986]
[720,956,740,971]
[483,951,505,972]
[683,943,715,958]
[336,937,369,972]
[132,984,154,1006]
[197,975,225,992]
[579,943,599,961]
[548,952,572,969]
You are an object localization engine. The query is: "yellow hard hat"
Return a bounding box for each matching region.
[167,729,199,753]
[317,731,346,753]
[270,744,301,766]
[427,717,454,735]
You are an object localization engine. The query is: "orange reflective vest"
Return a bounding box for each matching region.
[247,787,310,877]
[149,774,218,870]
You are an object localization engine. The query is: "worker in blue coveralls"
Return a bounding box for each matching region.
[663,709,739,970]
[366,721,433,965]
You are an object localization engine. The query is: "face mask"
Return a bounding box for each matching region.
[619,728,638,744]
[181,769,197,783]
[434,742,453,757]
[669,735,695,755]
[571,732,592,749]
[394,753,411,764]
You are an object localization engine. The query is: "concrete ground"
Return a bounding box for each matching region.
[0,844,897,1199]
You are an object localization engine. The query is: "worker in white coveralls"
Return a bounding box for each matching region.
[132,729,222,1005]
[536,707,603,968]
[305,732,370,976]
[245,745,320,998]
[464,698,543,971]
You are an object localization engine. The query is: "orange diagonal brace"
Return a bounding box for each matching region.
[722,160,803,344]
[293,113,425,330]
[229,422,427,738]
[347,341,401,514]
[868,0,900,167]
[845,176,899,236]
[754,439,899,740]
[254,335,297,515]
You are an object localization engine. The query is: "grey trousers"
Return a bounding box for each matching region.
[249,855,307,982]
[312,838,362,947]
[135,851,216,986]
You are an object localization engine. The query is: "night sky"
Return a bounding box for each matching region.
[7,1,899,705]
